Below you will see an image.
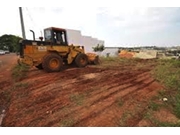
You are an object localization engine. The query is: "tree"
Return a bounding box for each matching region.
[0,34,22,52]
[92,44,105,52]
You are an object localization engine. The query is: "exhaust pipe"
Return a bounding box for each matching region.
[30,30,35,41]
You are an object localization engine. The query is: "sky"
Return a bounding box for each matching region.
[1,1,180,47]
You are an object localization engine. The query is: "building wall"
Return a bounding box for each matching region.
[101,48,119,57]
[65,28,104,53]
[66,29,82,45]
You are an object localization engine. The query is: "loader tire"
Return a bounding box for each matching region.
[93,56,100,65]
[35,64,43,70]
[42,54,63,72]
[75,53,88,67]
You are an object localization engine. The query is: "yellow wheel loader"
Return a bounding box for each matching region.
[18,27,99,72]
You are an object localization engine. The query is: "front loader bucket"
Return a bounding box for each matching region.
[86,53,100,65]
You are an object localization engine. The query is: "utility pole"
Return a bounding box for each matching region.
[19,7,26,39]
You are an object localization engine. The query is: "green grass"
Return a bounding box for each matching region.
[149,101,161,111]
[174,94,180,118]
[153,59,180,119]
[11,64,30,81]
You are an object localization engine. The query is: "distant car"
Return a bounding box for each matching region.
[4,50,10,54]
[0,50,5,55]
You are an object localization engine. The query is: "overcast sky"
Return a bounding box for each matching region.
[1,6,180,47]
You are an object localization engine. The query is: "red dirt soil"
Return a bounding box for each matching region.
[1,55,174,127]
[0,54,18,107]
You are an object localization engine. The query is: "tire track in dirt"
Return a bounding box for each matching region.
[2,59,162,127]
[77,80,161,127]
[42,71,154,126]
[6,69,149,126]
[3,67,104,126]
[77,70,162,126]
[70,77,156,126]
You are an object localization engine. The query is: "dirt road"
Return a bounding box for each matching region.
[0,55,178,126]
[0,53,18,100]
[0,53,18,126]
[0,53,18,81]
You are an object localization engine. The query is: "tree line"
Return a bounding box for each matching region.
[0,34,22,52]
[0,34,105,53]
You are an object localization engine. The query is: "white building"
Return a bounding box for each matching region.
[100,48,119,57]
[66,29,82,45]
[65,29,104,53]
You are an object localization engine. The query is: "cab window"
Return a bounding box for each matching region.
[44,29,52,41]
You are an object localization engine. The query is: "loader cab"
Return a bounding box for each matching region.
[44,27,68,46]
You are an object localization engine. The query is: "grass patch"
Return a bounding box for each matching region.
[60,118,74,127]
[148,101,160,111]
[118,111,133,126]
[143,108,180,127]
[1,89,12,104]
[152,59,180,119]
[11,64,30,81]
[100,56,136,63]
[156,121,180,127]
[70,93,85,106]
[99,56,140,69]
[14,82,29,88]
[173,94,180,118]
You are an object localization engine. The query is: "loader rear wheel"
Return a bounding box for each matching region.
[42,54,63,72]
[75,53,88,67]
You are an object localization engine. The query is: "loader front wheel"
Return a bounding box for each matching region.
[93,56,100,65]
[75,53,88,67]
[35,64,43,70]
[42,54,63,72]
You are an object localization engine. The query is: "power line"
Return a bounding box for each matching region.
[24,7,42,35]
